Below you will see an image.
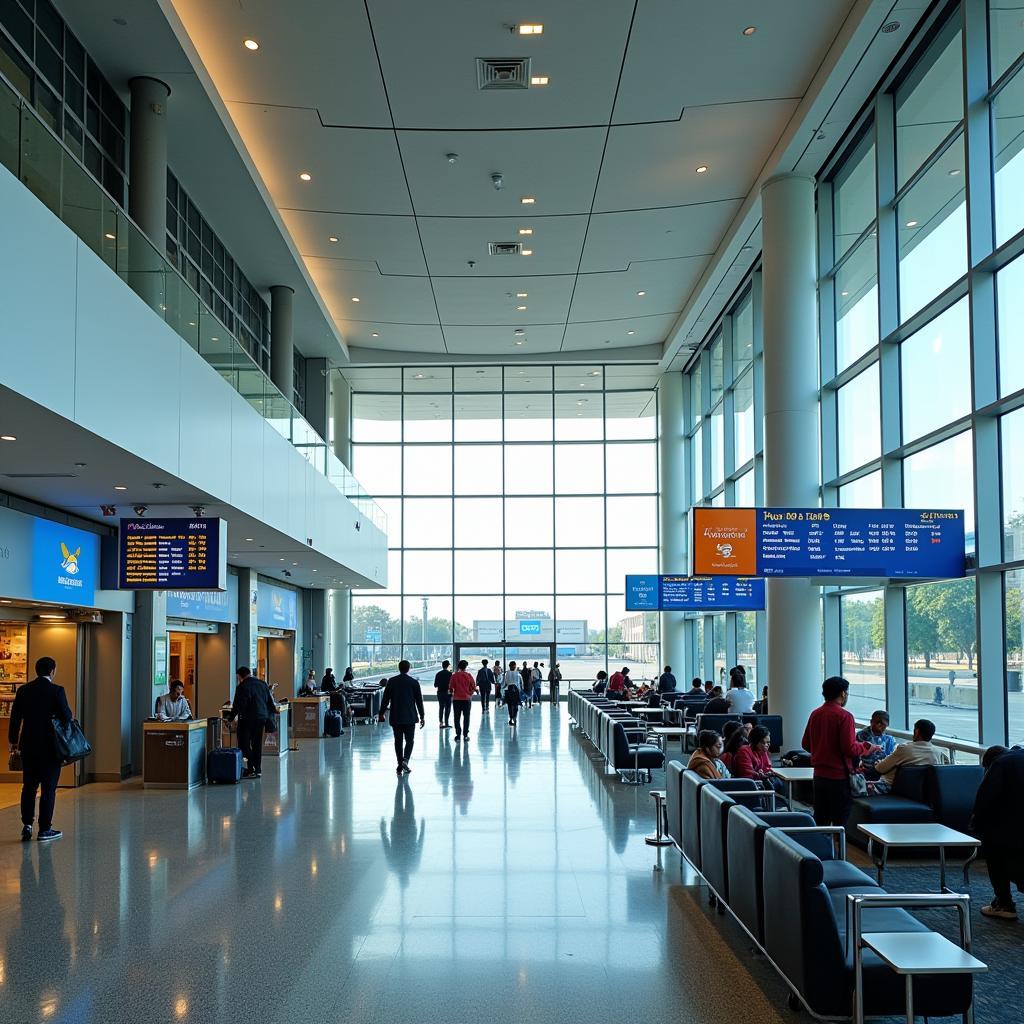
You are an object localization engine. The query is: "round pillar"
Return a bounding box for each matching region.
[129,77,171,245]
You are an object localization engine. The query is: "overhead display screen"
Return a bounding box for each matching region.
[119,518,227,590]
[625,575,765,612]
[692,507,966,579]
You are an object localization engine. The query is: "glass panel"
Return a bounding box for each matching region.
[504,549,554,592]
[690,362,703,426]
[453,498,502,548]
[0,75,20,174]
[504,599,555,647]
[555,391,604,440]
[897,136,967,323]
[710,336,724,402]
[554,497,603,547]
[556,595,604,643]
[556,549,605,593]
[456,596,503,641]
[403,444,452,495]
[691,424,704,500]
[695,620,705,678]
[710,406,725,487]
[900,298,971,443]
[905,578,977,741]
[605,391,656,439]
[1001,408,1024,561]
[605,442,657,494]
[404,366,452,392]
[1006,569,1024,745]
[402,596,453,644]
[735,469,755,508]
[606,548,658,588]
[713,616,726,683]
[555,365,603,390]
[455,365,502,392]
[993,65,1024,246]
[554,443,604,493]
[454,549,502,593]
[454,444,502,494]
[20,104,62,214]
[733,369,754,468]
[454,393,502,441]
[835,233,879,372]
[505,497,553,547]
[894,24,963,189]
[733,292,754,372]
[736,612,757,686]
[351,598,403,645]
[505,392,552,441]
[839,471,882,508]
[833,134,876,259]
[403,394,452,442]
[997,254,1024,396]
[352,445,401,496]
[840,591,886,720]
[402,550,453,595]
[837,365,881,474]
[903,431,975,553]
[504,366,552,391]
[505,443,553,494]
[352,394,401,442]
[990,0,1024,84]
[403,499,452,548]
[606,496,657,547]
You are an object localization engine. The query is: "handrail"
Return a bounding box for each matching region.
[0,71,385,534]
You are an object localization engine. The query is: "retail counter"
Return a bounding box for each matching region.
[143,719,209,790]
[290,695,329,738]
[220,703,290,756]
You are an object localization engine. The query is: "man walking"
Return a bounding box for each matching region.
[228,667,278,779]
[434,660,453,728]
[379,660,425,774]
[548,662,562,704]
[8,656,72,842]
[476,659,495,713]
[449,660,477,742]
[504,661,524,728]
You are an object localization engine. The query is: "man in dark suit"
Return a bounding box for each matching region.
[476,659,495,714]
[7,656,72,842]
[228,666,277,779]
[380,660,425,775]
[434,660,453,728]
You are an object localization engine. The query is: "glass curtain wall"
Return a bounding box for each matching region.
[814,0,1024,744]
[684,287,764,685]
[349,365,660,686]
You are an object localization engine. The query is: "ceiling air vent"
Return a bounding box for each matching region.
[477,57,532,90]
[488,242,523,256]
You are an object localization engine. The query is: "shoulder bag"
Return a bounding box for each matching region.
[51,717,93,765]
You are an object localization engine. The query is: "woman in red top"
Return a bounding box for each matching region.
[732,726,782,796]
[448,660,477,743]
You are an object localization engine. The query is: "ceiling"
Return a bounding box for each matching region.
[159,0,861,365]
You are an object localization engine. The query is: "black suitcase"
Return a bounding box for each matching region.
[207,747,243,783]
[324,709,343,737]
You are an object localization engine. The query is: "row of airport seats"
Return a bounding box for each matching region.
[660,696,785,752]
[568,689,665,783]
[666,763,975,1019]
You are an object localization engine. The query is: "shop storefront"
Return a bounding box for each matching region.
[256,581,298,699]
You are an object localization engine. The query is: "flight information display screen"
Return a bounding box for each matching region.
[119,518,227,590]
[691,507,966,579]
[625,575,765,611]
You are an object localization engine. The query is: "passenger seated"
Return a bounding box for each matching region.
[725,666,756,713]
[593,670,608,694]
[686,677,704,696]
[855,709,897,792]
[873,718,949,790]
[155,679,192,722]
[703,686,729,714]
[297,671,319,697]
[721,721,751,772]
[732,725,782,794]
[687,729,730,779]
[752,685,769,714]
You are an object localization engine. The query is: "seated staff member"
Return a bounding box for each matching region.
[687,730,730,780]
[297,672,319,697]
[155,680,193,722]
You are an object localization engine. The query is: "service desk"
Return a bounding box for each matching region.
[220,704,290,756]
[143,719,208,790]
[290,695,329,738]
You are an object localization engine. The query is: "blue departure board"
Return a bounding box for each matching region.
[625,575,765,611]
[119,518,227,590]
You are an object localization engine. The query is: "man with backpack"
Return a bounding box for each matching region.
[476,659,495,714]
[503,661,523,728]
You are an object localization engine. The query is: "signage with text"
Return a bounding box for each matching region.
[257,583,298,630]
[692,507,966,579]
[625,575,765,611]
[119,518,227,590]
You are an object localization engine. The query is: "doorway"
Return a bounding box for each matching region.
[168,631,198,711]
[454,643,558,699]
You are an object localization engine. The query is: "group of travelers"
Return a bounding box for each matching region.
[433,658,558,732]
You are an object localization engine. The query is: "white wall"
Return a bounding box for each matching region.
[0,165,386,583]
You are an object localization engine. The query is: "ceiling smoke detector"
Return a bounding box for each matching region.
[477,57,532,91]
[488,242,523,256]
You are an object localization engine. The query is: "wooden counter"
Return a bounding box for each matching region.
[143,719,208,790]
[289,695,329,739]
[220,703,290,756]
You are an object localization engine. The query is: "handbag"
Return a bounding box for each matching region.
[8,747,22,772]
[265,713,278,734]
[51,717,92,765]
[847,756,868,797]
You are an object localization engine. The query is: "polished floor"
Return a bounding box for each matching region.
[0,703,794,1024]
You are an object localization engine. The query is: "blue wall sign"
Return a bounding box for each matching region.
[257,583,298,629]
[519,620,542,635]
[31,517,99,606]
[625,575,765,612]
[165,587,237,623]
[118,518,227,590]
[365,628,382,643]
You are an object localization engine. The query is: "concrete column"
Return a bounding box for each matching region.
[330,588,351,673]
[307,588,328,677]
[236,568,259,672]
[761,174,822,740]
[304,357,330,442]
[332,373,352,468]
[658,372,686,674]
[129,590,167,774]
[270,286,295,399]
[128,77,171,245]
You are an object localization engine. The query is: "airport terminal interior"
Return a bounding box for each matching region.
[2,1,1024,1021]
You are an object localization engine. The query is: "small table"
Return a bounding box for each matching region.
[646,789,672,852]
[857,823,982,890]
[650,726,689,753]
[858,931,986,1024]
[771,766,815,810]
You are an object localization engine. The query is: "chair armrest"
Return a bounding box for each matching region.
[779,825,847,860]
[732,790,777,810]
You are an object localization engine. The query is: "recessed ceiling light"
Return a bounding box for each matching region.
[518,228,533,236]
[114,485,127,491]
[514,329,525,336]
[414,373,425,379]
[518,23,543,35]
[104,232,115,240]
[514,340,524,346]
[627,330,636,336]
[245,537,254,542]
[840,290,849,297]
[243,38,260,50]
[371,332,380,338]
[299,171,312,181]
[516,292,528,298]
[520,196,536,205]
[279,558,285,561]
[328,235,339,243]
[579,383,586,387]
[521,249,533,256]
[530,76,549,86]
[590,370,600,376]
[695,165,708,174]
[0,434,16,441]
[742,26,756,36]
[312,568,318,572]
[516,305,527,311]
[905,219,918,228]
[351,296,360,302]
[948,168,961,176]
[637,291,646,297]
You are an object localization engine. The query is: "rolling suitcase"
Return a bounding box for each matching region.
[324,709,343,737]
[207,747,243,784]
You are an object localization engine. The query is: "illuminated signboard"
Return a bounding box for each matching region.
[118,518,227,590]
[625,575,765,611]
[692,507,966,579]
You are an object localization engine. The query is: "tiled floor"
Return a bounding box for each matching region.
[0,703,793,1024]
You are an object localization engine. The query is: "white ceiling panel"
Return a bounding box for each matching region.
[418,215,589,277]
[171,0,391,127]
[367,0,633,130]
[432,277,576,327]
[306,260,439,325]
[337,322,447,354]
[569,257,707,322]
[443,325,566,356]
[581,200,743,272]
[561,314,681,352]
[281,210,428,276]
[398,129,607,217]
[226,104,412,215]
[613,1,855,122]
[594,100,799,213]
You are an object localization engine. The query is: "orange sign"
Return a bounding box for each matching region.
[692,508,758,575]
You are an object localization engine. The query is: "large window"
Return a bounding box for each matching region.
[840,591,886,721]
[350,366,660,683]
